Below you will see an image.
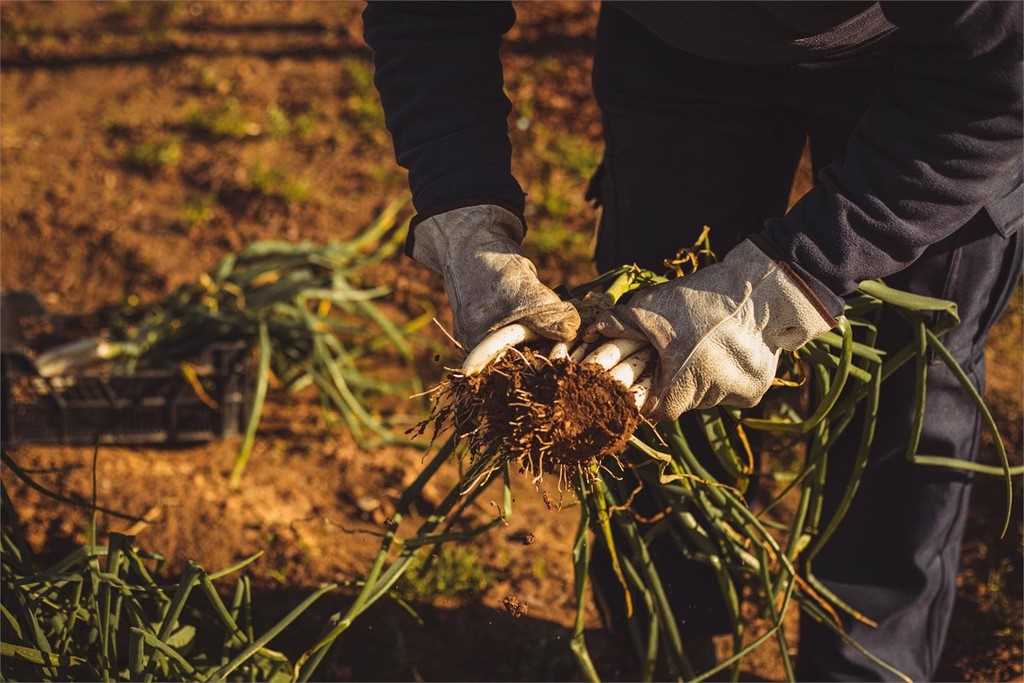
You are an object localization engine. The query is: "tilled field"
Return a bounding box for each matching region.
[2,2,1021,680]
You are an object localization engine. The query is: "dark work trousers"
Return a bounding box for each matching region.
[587,7,1023,681]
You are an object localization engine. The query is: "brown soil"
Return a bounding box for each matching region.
[420,349,640,491]
[2,2,1021,681]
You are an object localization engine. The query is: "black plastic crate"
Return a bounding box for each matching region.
[2,342,251,447]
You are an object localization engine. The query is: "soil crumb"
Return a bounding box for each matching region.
[503,594,529,619]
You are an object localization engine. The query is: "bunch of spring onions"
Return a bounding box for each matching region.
[291,237,1018,682]
[0,476,336,682]
[32,199,430,486]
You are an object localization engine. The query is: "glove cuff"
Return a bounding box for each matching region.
[772,260,838,329]
[409,204,525,274]
[729,240,837,351]
[748,232,844,318]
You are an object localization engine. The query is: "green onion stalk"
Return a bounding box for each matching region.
[566,260,1016,683]
[0,475,336,682]
[297,246,1016,682]
[31,199,431,486]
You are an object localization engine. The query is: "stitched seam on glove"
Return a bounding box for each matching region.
[774,260,838,328]
[444,263,465,322]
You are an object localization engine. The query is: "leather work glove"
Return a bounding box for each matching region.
[411,204,581,349]
[596,239,836,421]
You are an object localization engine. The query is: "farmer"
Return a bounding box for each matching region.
[364,2,1022,680]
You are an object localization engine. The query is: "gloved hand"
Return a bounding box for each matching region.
[411,204,581,349]
[596,239,836,421]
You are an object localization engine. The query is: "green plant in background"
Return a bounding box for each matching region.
[344,96,386,135]
[33,199,429,487]
[340,59,387,140]
[525,121,601,182]
[185,99,260,140]
[125,139,181,172]
[191,65,238,97]
[530,556,548,582]
[0,480,333,682]
[341,59,375,94]
[265,106,292,139]
[265,105,317,141]
[548,133,600,181]
[529,219,591,262]
[397,546,492,602]
[523,173,593,264]
[514,119,601,266]
[180,193,216,230]
[247,163,311,204]
[539,183,574,221]
[292,113,316,140]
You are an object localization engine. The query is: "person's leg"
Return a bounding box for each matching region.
[591,5,806,274]
[796,91,1024,681]
[797,217,1021,682]
[586,4,807,661]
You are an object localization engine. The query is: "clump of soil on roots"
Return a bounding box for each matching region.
[415,347,641,490]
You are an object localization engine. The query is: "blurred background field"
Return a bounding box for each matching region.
[1,2,1020,680]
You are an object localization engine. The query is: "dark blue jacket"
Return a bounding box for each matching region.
[363,2,1022,302]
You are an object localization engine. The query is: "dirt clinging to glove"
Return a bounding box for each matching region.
[414,347,640,488]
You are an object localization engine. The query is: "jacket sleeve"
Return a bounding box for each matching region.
[362,2,525,224]
[759,1,1023,314]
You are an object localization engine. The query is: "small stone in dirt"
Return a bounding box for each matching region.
[503,594,528,619]
[356,496,380,513]
[508,530,536,546]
